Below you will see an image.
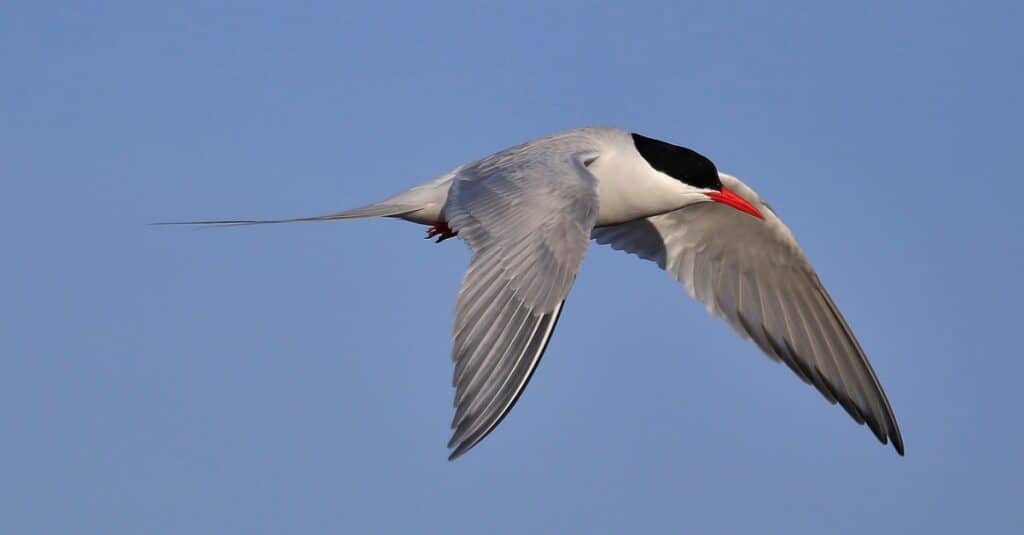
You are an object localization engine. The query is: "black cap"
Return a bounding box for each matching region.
[631,133,721,190]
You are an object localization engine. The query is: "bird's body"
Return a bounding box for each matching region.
[164,126,904,459]
[344,127,716,228]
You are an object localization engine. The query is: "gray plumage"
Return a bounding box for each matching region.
[158,126,904,459]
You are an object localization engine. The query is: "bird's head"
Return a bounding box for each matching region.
[631,133,764,220]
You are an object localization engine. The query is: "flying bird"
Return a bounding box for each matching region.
[163,126,904,459]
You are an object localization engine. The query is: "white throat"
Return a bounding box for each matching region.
[587,149,707,227]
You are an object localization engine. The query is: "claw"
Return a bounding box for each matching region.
[425,222,456,243]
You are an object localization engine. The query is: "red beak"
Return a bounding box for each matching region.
[706,186,764,220]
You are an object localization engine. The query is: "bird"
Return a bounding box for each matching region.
[161,126,904,459]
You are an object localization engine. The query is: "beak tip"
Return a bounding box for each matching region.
[707,187,765,220]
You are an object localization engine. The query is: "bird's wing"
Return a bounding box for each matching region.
[444,141,601,460]
[591,175,904,454]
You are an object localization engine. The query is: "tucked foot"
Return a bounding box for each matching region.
[425,222,457,243]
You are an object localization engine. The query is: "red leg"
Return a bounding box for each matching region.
[425,221,457,243]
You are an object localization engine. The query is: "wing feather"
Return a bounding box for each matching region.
[592,174,904,454]
[443,133,601,459]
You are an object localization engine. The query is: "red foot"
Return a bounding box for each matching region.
[425,222,457,243]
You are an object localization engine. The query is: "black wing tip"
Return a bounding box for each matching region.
[445,414,484,460]
[850,403,904,456]
[447,444,470,462]
[867,421,904,456]
[890,431,906,456]
[877,433,905,456]
[447,433,480,461]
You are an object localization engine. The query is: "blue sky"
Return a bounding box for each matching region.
[4,1,1022,533]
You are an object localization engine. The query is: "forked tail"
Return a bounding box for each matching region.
[152,202,419,227]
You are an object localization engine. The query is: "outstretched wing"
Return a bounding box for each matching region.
[592,174,904,455]
[444,139,601,460]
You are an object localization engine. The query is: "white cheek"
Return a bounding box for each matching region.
[589,152,697,226]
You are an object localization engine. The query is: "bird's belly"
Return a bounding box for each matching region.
[400,203,445,225]
[388,170,457,226]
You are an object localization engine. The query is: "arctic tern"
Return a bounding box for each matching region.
[163,126,904,459]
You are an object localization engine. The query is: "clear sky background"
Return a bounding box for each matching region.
[4,1,1022,533]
